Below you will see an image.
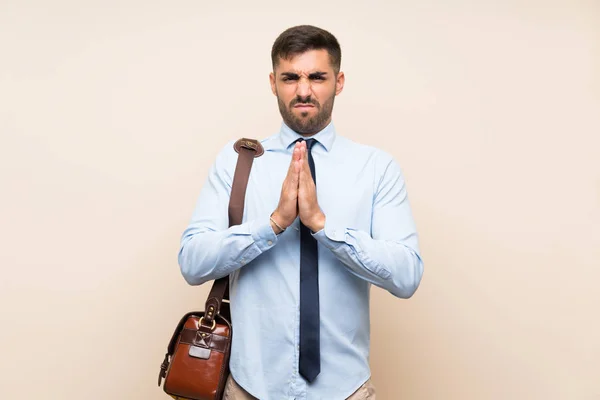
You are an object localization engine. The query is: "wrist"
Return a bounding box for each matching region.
[270,211,286,234]
[307,211,326,233]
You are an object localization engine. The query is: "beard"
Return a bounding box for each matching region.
[276,89,336,135]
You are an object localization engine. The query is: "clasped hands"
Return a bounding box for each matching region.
[270,141,326,234]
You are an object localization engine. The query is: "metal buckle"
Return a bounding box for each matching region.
[198,316,216,331]
[240,140,258,150]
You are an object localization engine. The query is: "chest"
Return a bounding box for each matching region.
[241,150,375,233]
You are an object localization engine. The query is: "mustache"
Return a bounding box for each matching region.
[290,97,319,108]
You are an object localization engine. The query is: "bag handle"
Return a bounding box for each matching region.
[200,138,264,329]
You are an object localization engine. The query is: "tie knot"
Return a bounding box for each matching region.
[298,138,317,150]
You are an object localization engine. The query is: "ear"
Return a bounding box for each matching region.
[335,71,345,96]
[269,72,277,96]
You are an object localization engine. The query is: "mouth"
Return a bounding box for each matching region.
[293,104,315,109]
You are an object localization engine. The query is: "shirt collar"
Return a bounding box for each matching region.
[277,120,337,152]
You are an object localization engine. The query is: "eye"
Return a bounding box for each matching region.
[309,74,327,82]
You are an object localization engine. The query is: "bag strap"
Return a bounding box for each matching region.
[201,138,264,328]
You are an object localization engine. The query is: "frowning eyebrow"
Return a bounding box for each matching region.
[280,71,328,79]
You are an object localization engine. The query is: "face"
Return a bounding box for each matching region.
[270,49,345,136]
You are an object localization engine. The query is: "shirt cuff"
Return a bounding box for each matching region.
[250,215,278,252]
[311,221,346,250]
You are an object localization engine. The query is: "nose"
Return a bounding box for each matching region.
[295,76,312,98]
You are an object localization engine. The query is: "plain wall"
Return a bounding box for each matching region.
[1,1,598,399]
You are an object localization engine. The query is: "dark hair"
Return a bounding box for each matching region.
[271,25,341,73]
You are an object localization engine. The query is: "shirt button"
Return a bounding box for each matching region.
[267,240,273,246]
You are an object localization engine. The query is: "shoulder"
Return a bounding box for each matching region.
[258,132,279,151]
[335,135,400,172]
[212,139,238,172]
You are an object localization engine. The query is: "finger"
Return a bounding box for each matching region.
[289,149,302,189]
[295,158,303,185]
[295,142,303,161]
[303,141,308,162]
[294,144,302,163]
[303,146,311,176]
[295,157,302,178]
[298,147,307,179]
[287,146,300,178]
[303,144,311,178]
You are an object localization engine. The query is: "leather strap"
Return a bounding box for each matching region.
[200,138,263,328]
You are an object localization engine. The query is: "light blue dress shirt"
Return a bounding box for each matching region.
[178,121,424,400]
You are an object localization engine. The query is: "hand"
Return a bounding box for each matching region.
[297,141,326,232]
[271,142,303,232]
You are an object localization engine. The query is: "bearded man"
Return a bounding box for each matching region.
[178,24,424,400]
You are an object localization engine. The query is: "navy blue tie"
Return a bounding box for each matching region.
[298,138,320,382]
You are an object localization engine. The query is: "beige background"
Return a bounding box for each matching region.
[1,0,599,399]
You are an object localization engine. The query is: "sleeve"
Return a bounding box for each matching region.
[311,156,424,298]
[177,141,278,286]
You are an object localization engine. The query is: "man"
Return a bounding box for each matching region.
[178,25,424,400]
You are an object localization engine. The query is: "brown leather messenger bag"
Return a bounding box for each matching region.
[158,138,264,400]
